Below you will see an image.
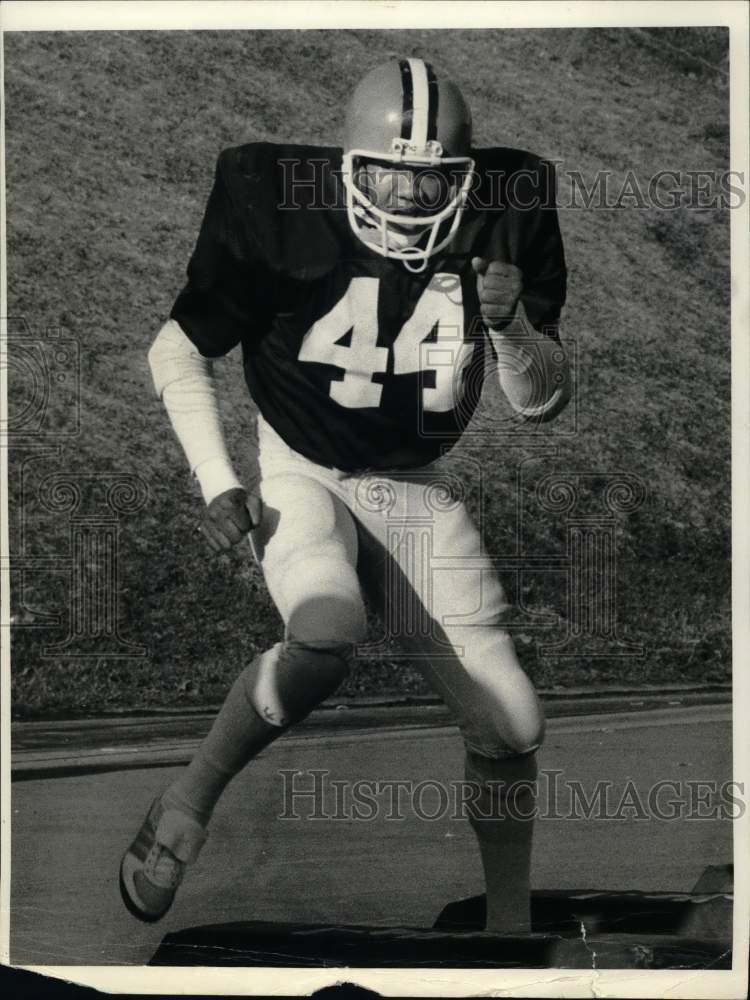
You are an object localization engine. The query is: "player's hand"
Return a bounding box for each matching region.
[472,257,523,330]
[199,487,262,553]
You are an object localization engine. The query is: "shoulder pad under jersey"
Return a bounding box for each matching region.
[471,147,557,214]
[216,142,345,278]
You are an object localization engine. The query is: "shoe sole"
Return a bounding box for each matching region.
[119,854,167,924]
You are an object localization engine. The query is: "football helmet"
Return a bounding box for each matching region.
[342,58,475,272]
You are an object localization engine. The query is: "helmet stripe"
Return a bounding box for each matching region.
[408,57,429,148]
[398,59,414,141]
[425,62,439,142]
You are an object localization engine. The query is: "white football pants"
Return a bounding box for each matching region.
[250,416,544,759]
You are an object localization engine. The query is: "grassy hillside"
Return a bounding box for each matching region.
[4,28,731,716]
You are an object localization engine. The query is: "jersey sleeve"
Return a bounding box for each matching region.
[516,159,567,336]
[170,150,272,358]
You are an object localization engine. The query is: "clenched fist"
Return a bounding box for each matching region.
[199,487,262,553]
[472,257,523,330]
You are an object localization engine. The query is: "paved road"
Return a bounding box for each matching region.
[10,705,734,966]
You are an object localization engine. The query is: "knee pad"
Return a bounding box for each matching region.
[502,707,546,757]
[286,588,367,647]
[460,700,545,760]
[445,630,545,757]
[243,638,353,728]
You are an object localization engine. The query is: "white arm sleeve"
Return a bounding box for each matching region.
[488,306,571,423]
[147,319,243,505]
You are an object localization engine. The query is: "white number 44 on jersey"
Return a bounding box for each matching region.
[298,274,473,411]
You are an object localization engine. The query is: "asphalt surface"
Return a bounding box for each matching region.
[9,699,734,966]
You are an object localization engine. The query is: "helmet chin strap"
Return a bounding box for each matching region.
[355,208,422,251]
[353,205,433,274]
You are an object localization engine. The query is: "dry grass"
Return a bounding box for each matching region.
[5,28,731,716]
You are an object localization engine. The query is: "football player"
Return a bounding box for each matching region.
[120,57,569,934]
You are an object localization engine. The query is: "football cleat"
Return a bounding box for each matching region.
[342,58,475,271]
[119,796,208,922]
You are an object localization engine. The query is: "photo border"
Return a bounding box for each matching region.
[1,2,747,997]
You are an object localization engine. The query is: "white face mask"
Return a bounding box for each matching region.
[358,221,423,251]
[342,141,475,273]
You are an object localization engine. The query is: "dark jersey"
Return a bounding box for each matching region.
[171,143,567,471]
